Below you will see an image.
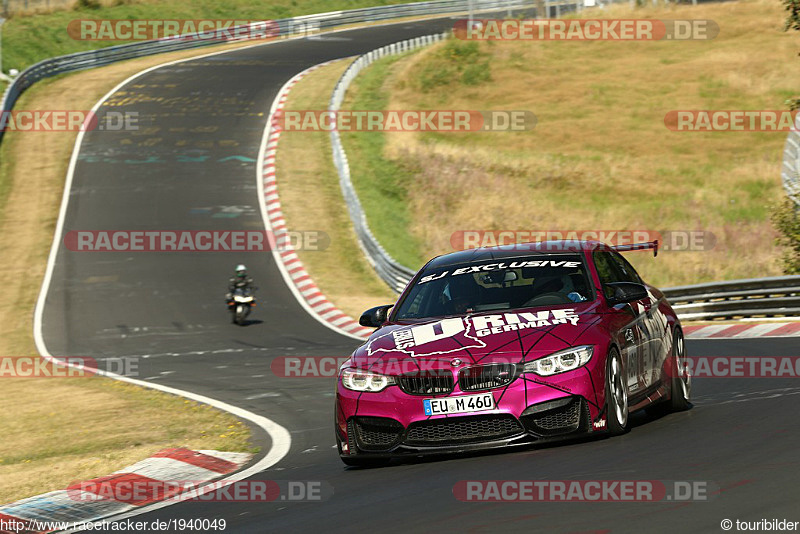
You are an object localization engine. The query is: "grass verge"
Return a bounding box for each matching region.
[342,0,798,287]
[340,55,426,270]
[0,378,252,505]
[0,40,264,505]
[276,59,398,318]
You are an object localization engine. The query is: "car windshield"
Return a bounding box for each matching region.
[393,254,594,320]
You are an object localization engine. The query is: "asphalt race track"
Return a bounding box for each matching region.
[37,15,800,534]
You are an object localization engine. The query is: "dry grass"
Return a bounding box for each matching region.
[0,378,252,504]
[0,40,264,505]
[372,0,796,286]
[276,60,398,318]
[6,0,122,16]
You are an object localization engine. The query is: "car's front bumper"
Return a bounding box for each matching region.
[336,368,608,459]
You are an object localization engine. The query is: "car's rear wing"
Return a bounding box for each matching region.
[612,240,659,257]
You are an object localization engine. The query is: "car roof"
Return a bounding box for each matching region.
[425,240,607,269]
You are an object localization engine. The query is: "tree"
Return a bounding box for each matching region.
[784,0,800,109]
[784,0,800,30]
[773,200,800,274]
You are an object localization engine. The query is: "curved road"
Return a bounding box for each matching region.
[38,15,800,534]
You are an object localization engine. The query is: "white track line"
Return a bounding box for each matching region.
[31,40,304,534]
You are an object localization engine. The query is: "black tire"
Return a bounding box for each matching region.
[645,328,691,416]
[605,348,628,435]
[667,328,691,412]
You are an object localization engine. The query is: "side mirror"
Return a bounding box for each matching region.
[605,282,648,305]
[359,304,393,328]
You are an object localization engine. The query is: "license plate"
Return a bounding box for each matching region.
[423,393,495,416]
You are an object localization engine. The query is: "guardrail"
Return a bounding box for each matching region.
[663,276,800,321]
[782,115,800,207]
[0,0,540,146]
[328,34,449,293]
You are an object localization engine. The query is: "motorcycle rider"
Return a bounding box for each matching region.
[227,264,254,299]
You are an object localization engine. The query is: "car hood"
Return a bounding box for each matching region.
[350,301,607,372]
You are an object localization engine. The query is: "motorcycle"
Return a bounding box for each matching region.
[227,287,256,325]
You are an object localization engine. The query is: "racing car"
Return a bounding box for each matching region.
[335,240,691,466]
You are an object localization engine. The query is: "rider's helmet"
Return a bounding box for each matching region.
[235,264,247,278]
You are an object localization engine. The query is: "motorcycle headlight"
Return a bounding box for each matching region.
[340,368,396,393]
[523,345,594,376]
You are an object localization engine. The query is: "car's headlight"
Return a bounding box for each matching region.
[523,345,594,376]
[340,368,396,392]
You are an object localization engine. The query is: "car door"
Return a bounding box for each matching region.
[606,251,665,389]
[592,250,649,396]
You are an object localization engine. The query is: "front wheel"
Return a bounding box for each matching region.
[606,348,628,435]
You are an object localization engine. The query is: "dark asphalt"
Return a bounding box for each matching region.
[37,14,800,534]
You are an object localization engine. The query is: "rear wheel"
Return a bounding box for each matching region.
[668,329,691,411]
[646,328,691,416]
[606,348,628,435]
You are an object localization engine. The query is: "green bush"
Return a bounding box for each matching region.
[416,39,491,92]
[772,199,800,274]
[461,60,491,85]
[76,0,103,9]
